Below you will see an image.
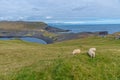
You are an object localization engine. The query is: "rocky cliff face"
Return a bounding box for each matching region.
[0,21,69,43]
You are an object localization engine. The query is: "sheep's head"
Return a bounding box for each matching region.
[90,48,96,52]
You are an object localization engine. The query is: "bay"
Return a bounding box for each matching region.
[48,23,120,34]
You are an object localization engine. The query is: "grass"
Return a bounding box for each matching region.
[0,21,47,31]
[0,36,120,80]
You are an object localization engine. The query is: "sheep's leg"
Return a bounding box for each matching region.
[92,53,95,58]
[89,53,93,58]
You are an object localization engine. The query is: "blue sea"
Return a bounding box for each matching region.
[0,37,47,44]
[48,23,120,34]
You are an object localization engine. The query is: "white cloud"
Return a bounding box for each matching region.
[0,0,120,20]
[45,16,53,19]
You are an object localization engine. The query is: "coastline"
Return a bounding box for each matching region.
[0,21,118,44]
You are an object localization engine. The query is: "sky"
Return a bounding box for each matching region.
[0,0,120,23]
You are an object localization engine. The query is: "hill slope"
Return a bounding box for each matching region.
[0,37,120,80]
[0,21,48,31]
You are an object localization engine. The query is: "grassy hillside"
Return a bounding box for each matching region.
[0,21,48,31]
[0,36,120,80]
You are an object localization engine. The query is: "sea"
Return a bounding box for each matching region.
[0,37,47,44]
[48,23,120,34]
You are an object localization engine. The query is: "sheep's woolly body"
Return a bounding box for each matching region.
[72,49,81,55]
[88,48,96,58]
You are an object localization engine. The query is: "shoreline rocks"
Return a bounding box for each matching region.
[54,31,108,42]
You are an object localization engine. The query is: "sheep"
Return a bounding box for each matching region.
[72,49,81,55]
[88,48,96,58]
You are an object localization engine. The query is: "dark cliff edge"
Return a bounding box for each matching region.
[45,26,70,32]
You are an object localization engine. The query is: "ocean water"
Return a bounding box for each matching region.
[48,23,120,34]
[0,37,47,44]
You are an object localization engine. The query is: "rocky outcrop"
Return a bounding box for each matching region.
[94,31,108,37]
[54,31,108,42]
[54,32,94,42]
[45,26,70,32]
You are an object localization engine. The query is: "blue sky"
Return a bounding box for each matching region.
[0,0,120,23]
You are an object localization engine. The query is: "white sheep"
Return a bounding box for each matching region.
[88,48,96,58]
[72,49,81,55]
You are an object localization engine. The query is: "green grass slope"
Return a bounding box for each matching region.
[0,21,48,31]
[0,37,120,80]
